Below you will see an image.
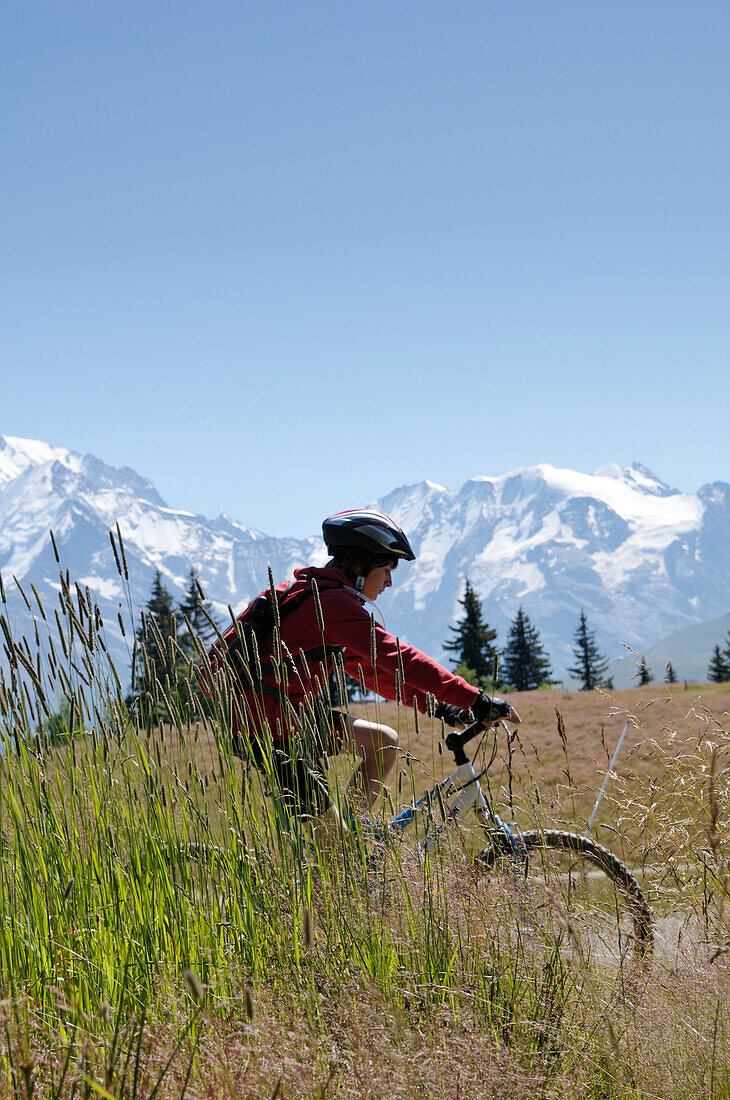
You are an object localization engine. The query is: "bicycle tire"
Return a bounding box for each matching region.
[477,829,653,966]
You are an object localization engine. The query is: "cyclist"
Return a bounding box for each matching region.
[207,509,520,817]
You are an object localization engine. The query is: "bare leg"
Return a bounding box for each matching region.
[340,716,398,809]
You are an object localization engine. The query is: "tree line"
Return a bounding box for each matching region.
[443,579,666,691]
[38,567,221,740]
[130,567,219,717]
[133,571,689,710]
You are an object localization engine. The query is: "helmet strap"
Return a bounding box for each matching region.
[355,576,365,592]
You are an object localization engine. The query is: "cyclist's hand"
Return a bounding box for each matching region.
[470,692,521,726]
[434,702,467,729]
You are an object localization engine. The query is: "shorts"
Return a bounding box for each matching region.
[234,707,347,818]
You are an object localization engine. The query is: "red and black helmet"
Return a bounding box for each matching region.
[322,510,416,561]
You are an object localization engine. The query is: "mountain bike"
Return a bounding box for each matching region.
[318,716,654,968]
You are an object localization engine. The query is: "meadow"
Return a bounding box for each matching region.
[0,567,729,1099]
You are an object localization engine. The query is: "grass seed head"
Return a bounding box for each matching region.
[302,906,313,950]
[115,522,129,579]
[311,576,324,633]
[184,968,206,1004]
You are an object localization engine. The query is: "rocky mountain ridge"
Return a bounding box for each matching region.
[1,434,729,684]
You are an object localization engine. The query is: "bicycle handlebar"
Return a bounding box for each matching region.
[444,720,488,765]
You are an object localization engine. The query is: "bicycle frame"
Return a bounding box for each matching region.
[372,722,522,859]
[388,758,489,847]
[268,718,522,866]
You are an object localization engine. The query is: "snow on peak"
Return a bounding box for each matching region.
[0,435,167,510]
[480,462,681,513]
[593,461,675,495]
[2,435,730,684]
[0,435,82,484]
[593,462,624,480]
[377,478,448,513]
[625,462,675,495]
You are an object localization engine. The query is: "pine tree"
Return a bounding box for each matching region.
[132,570,179,703]
[665,661,678,684]
[707,645,730,683]
[568,610,609,691]
[444,580,498,686]
[637,655,653,685]
[179,568,219,654]
[501,607,553,691]
[723,630,730,669]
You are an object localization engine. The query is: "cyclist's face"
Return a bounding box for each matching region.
[361,562,395,601]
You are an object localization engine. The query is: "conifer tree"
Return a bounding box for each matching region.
[637,655,653,685]
[723,630,730,669]
[501,607,552,691]
[568,610,609,691]
[444,579,498,685]
[179,568,219,654]
[132,570,180,707]
[665,661,678,684]
[707,645,730,683]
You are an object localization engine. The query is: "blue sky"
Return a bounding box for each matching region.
[3,1,729,536]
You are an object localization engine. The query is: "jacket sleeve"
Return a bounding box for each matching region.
[320,590,479,713]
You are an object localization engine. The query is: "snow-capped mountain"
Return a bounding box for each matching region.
[377,464,730,679]
[0,435,323,678]
[1,434,729,684]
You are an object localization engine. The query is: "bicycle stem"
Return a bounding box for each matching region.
[444,719,488,764]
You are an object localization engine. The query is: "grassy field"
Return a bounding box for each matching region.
[334,681,730,845]
[1,581,730,1098]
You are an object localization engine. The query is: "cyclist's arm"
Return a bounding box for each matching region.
[321,592,479,712]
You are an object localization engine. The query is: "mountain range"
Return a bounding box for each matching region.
[1,434,729,686]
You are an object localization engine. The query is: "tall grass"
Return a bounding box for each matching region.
[610,698,730,949]
[0,542,729,1096]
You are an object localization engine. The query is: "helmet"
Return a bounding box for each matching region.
[322,510,416,561]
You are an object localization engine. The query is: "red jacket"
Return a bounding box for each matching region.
[207,566,479,740]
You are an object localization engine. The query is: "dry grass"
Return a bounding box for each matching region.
[5,531,730,1098]
[336,683,730,843]
[5,931,730,1098]
[3,563,730,1100]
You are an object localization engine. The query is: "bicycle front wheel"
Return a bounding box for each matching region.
[477,829,653,967]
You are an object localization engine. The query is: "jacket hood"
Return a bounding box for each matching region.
[293,565,349,585]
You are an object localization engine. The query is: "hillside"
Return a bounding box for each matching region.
[609,610,730,686]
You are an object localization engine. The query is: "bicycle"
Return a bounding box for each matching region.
[299,715,655,969]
